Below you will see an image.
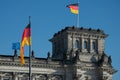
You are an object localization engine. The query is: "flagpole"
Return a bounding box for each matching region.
[29,16,32,80]
[77,0,80,27]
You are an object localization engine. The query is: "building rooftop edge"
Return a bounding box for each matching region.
[49,26,108,41]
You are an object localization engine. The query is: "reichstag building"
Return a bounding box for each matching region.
[0,26,116,80]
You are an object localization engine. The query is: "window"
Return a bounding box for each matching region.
[84,41,87,49]
[92,42,95,50]
[75,40,79,48]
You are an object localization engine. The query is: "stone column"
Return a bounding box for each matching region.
[79,37,82,52]
[90,39,92,53]
[97,39,105,54]
[81,37,84,52]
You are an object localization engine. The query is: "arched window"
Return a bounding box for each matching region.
[92,42,95,50]
[75,40,79,48]
[84,41,87,49]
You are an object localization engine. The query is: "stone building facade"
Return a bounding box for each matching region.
[0,26,116,80]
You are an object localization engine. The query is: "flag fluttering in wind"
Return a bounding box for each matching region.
[67,3,79,14]
[20,23,31,64]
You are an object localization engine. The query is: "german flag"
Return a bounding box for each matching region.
[67,3,79,14]
[20,23,31,64]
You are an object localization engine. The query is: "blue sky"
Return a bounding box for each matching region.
[0,0,120,79]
